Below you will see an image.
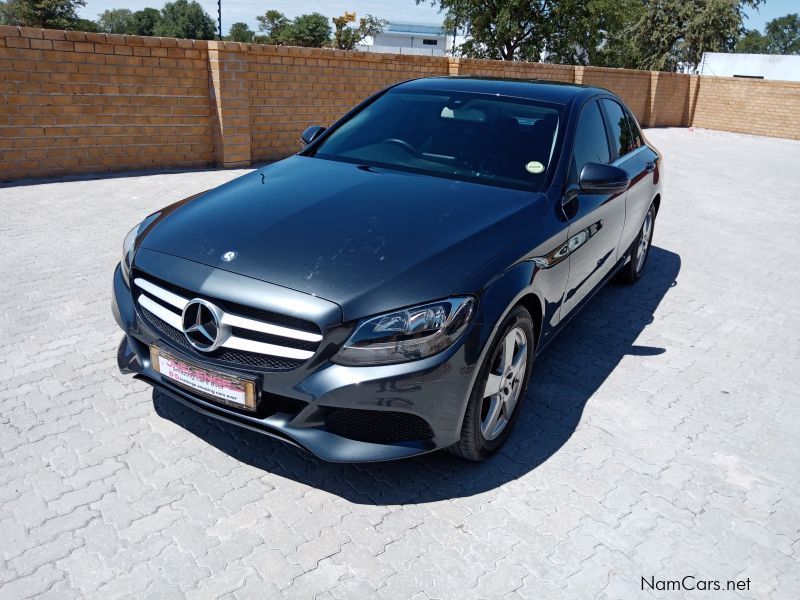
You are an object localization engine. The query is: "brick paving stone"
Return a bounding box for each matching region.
[1,128,799,599]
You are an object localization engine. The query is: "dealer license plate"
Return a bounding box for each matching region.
[150,345,257,411]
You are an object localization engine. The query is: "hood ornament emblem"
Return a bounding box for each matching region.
[181,299,224,352]
[221,250,238,262]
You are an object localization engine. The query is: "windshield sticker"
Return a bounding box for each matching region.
[525,161,544,174]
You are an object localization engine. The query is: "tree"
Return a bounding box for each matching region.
[417,0,556,61]
[764,13,800,54]
[255,10,331,47]
[153,0,215,40]
[97,8,132,33]
[630,0,764,72]
[68,17,97,31]
[286,12,330,47]
[544,0,644,67]
[736,28,769,53]
[129,7,160,36]
[0,0,86,28]
[416,0,638,63]
[228,21,254,42]
[255,9,291,44]
[332,14,387,50]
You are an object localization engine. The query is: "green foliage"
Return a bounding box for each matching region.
[763,13,800,54]
[735,29,769,53]
[97,7,132,33]
[545,0,644,67]
[417,0,552,61]
[153,0,215,40]
[736,13,800,54]
[68,16,96,31]
[630,0,763,71]
[255,9,291,44]
[287,13,331,47]
[228,21,254,42]
[0,0,86,28]
[332,14,387,51]
[129,7,160,36]
[419,0,777,70]
[417,0,642,63]
[255,10,330,47]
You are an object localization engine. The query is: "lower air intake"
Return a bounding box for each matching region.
[326,408,433,444]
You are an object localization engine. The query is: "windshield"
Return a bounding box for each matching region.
[309,89,562,191]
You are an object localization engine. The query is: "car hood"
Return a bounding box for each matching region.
[140,156,548,321]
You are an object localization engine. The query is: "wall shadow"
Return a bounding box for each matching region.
[153,246,680,504]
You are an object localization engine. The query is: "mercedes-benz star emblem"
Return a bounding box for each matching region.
[221,250,238,262]
[181,299,224,352]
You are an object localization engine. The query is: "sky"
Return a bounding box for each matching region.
[77,0,797,36]
[79,0,444,32]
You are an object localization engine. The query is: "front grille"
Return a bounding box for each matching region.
[140,307,303,371]
[132,271,322,372]
[136,271,318,333]
[326,408,434,444]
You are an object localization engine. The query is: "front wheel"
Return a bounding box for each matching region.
[619,202,656,284]
[449,305,535,461]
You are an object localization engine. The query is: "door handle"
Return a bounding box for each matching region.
[645,160,655,173]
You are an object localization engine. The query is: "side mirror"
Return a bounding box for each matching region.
[579,162,630,195]
[300,125,326,146]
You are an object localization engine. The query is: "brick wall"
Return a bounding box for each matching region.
[691,75,800,139]
[577,66,652,124]
[456,57,577,83]
[0,26,214,180]
[243,44,449,162]
[1,25,799,182]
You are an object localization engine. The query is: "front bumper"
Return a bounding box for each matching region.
[113,262,492,462]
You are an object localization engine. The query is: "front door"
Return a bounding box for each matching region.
[560,98,627,317]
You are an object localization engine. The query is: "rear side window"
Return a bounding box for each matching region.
[624,107,644,149]
[571,100,610,181]
[601,99,635,159]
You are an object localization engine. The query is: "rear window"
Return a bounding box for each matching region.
[310,89,562,191]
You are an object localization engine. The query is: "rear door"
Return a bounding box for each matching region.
[560,98,627,317]
[599,99,658,254]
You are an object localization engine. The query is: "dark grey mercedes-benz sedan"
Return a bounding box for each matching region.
[112,76,662,462]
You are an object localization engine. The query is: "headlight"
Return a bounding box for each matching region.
[333,297,475,366]
[121,222,141,276]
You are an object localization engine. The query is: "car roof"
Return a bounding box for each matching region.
[396,76,607,105]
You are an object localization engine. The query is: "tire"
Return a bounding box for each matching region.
[618,202,656,284]
[449,305,535,461]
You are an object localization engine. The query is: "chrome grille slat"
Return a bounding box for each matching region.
[219,311,322,342]
[134,278,188,311]
[223,336,313,360]
[133,277,321,366]
[138,294,182,330]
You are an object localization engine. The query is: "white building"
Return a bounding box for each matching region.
[360,21,457,56]
[699,52,800,82]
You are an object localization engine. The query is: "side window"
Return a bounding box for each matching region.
[600,99,635,159]
[571,100,610,182]
[624,107,643,149]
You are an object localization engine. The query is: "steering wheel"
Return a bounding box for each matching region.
[382,138,419,156]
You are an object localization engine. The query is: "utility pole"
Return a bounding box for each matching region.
[218,0,222,39]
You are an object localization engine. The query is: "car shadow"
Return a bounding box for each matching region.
[153,246,680,504]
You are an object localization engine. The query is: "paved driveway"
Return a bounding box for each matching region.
[1,128,799,599]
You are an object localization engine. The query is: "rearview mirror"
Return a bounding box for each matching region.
[300,125,326,146]
[579,163,630,195]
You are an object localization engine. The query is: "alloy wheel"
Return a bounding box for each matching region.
[635,209,654,273]
[480,326,528,441]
